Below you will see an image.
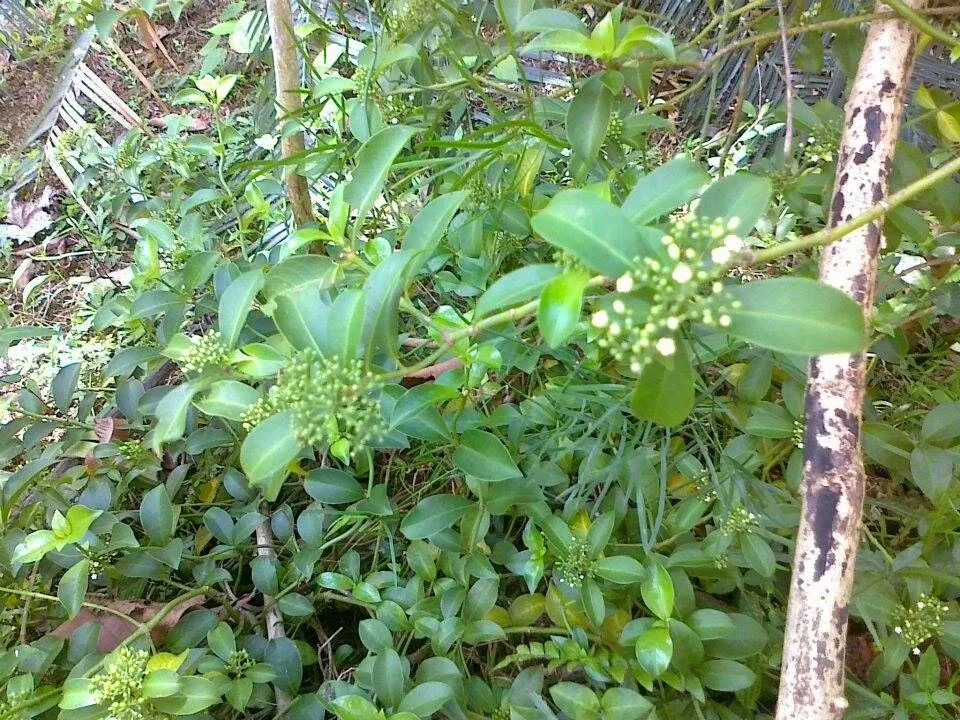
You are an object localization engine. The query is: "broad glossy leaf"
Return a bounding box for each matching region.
[401,191,469,266]
[218,270,264,349]
[601,687,653,720]
[910,445,953,502]
[550,682,600,719]
[305,468,365,504]
[516,9,587,34]
[537,271,587,347]
[726,278,866,355]
[265,637,302,694]
[344,125,416,221]
[58,558,89,618]
[141,484,174,546]
[193,380,258,421]
[401,494,473,539]
[567,78,612,162]
[322,289,367,360]
[239,411,301,488]
[635,626,672,678]
[641,563,674,620]
[622,156,708,225]
[523,30,594,55]
[453,429,522,481]
[531,190,645,276]
[373,648,405,708]
[475,264,559,318]
[263,256,338,301]
[631,343,696,427]
[696,173,772,233]
[921,401,960,444]
[363,249,418,362]
[615,23,675,60]
[594,555,645,584]
[698,659,756,692]
[397,681,454,716]
[272,290,325,352]
[152,381,204,454]
[51,363,81,413]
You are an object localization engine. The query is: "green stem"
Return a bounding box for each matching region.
[0,587,149,632]
[752,151,960,265]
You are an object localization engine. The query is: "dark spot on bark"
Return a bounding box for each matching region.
[865,224,881,255]
[809,359,820,381]
[871,182,884,204]
[810,485,841,580]
[835,408,860,439]
[831,191,845,222]
[853,143,873,164]
[864,106,883,144]
[834,604,849,627]
[816,638,830,676]
[880,77,896,96]
[851,106,861,120]
[804,391,831,475]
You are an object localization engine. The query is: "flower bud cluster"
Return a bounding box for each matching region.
[719,506,758,536]
[554,539,594,588]
[226,649,255,678]
[89,646,149,720]
[607,114,624,142]
[590,215,743,374]
[893,593,950,654]
[242,351,385,455]
[465,172,497,212]
[388,0,434,38]
[802,116,843,165]
[182,329,230,373]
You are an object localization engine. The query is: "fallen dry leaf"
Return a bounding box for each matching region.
[1,186,55,243]
[52,594,205,652]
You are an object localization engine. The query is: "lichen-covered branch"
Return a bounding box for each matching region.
[775,3,925,718]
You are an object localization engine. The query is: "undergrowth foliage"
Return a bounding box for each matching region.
[2,2,960,720]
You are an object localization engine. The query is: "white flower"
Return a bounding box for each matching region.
[711,247,731,265]
[655,337,676,357]
[672,264,693,284]
[616,274,634,293]
[591,310,609,328]
[630,361,642,373]
[612,300,626,314]
[719,314,731,327]
[609,322,621,336]
[894,626,903,634]
[723,235,744,252]
[912,647,921,656]
[666,317,680,330]
[712,281,723,294]
[667,244,681,261]
[727,217,741,231]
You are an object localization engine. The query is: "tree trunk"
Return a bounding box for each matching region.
[775,3,925,719]
[265,0,314,228]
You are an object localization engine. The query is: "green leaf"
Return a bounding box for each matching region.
[549,682,601,720]
[140,484,174,546]
[516,9,588,34]
[359,618,394,652]
[698,659,757,692]
[151,675,222,714]
[401,494,474,539]
[305,468,365,504]
[453,429,522,481]
[207,622,236,660]
[401,191,469,265]
[152,381,204,454]
[193,380,258,421]
[745,401,794,438]
[726,278,866,355]
[910,445,953,502]
[272,290,325,352]
[641,563,674,620]
[689,609,736,640]
[59,678,97,709]
[363,249,418,362]
[57,558,90,618]
[523,30,594,55]
[142,669,181,699]
[740,533,776,578]
[635,626,673,678]
[622,156,708,225]
[475,264,559,318]
[373,648,405,708]
[397,681,454,717]
[600,687,654,720]
[239,411,302,490]
[330,694,381,720]
[567,78,612,162]
[263,256,338,301]
[218,270,264,349]
[581,578,606,627]
[594,555,645,584]
[614,23,675,60]
[0,325,57,345]
[696,173,772,233]
[531,190,644,277]
[345,125,416,222]
[631,343,696,427]
[51,363,81,413]
[537,271,587,347]
[265,637,303,694]
[323,289,367,360]
[921,401,960,444]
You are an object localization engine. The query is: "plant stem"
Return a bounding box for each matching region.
[885,0,959,48]
[753,150,960,265]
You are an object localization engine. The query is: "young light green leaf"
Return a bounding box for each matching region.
[567,78,612,162]
[635,626,673,678]
[537,271,587,347]
[531,190,645,277]
[453,429,522,481]
[516,9,588,35]
[920,401,960,444]
[401,191,469,263]
[622,156,709,225]
[549,682,601,720]
[322,289,367,360]
[218,270,264,349]
[263,256,338,301]
[239,411,302,487]
[641,562,674,620]
[344,125,416,222]
[725,278,866,355]
[152,381,205,454]
[397,681,454,717]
